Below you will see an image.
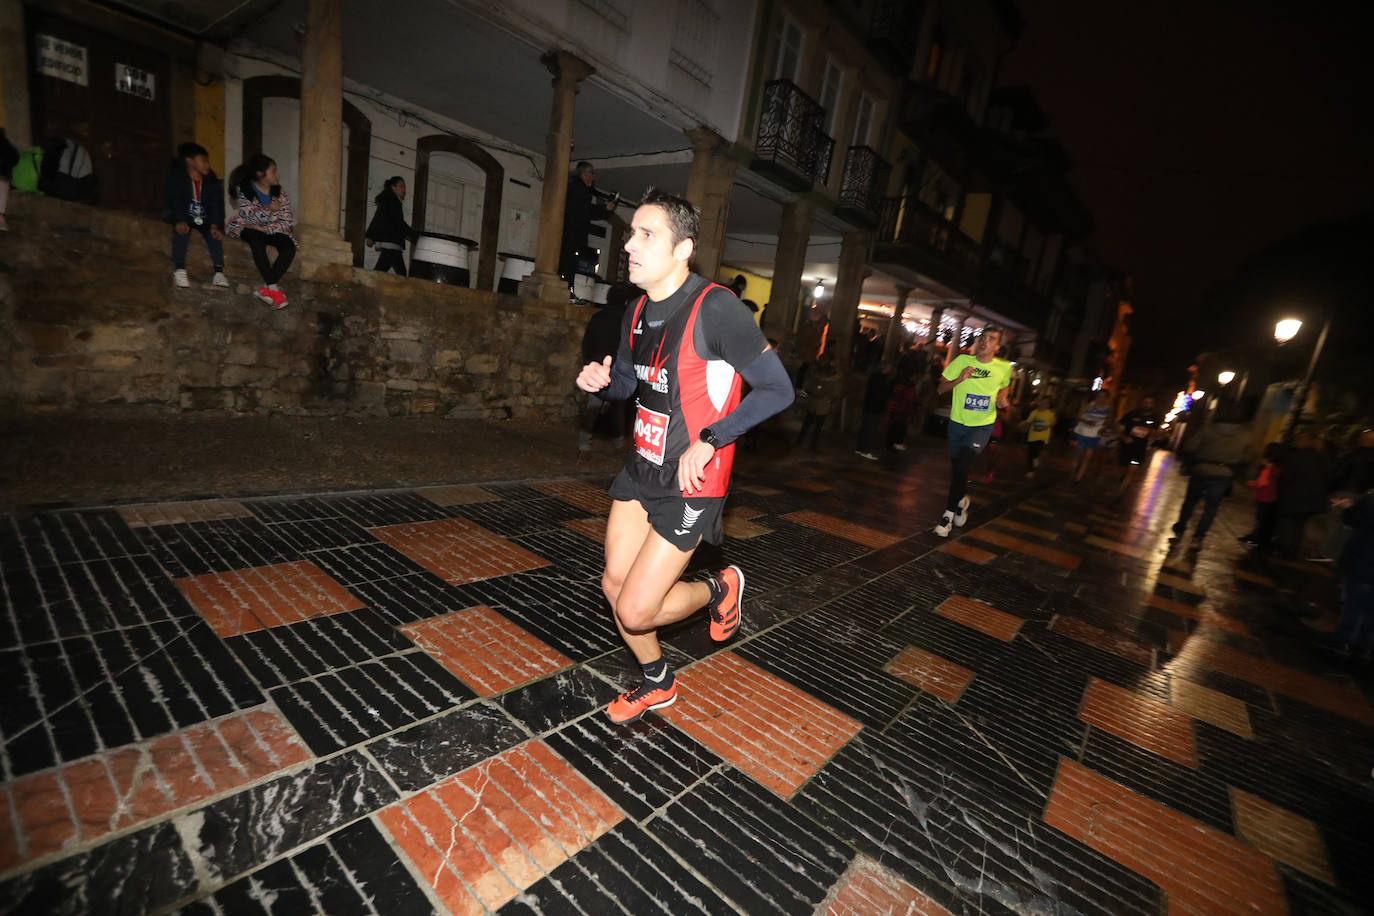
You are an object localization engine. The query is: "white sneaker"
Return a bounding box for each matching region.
[893,443,908,452]
[211,272,230,288]
[173,268,190,288]
[954,496,970,527]
[856,450,879,461]
[934,511,955,538]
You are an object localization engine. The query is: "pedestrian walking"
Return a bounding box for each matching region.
[225,154,295,309]
[934,328,1011,537]
[1024,396,1056,477]
[574,188,794,724]
[164,142,228,290]
[1170,403,1252,547]
[365,176,413,276]
[1240,442,1282,548]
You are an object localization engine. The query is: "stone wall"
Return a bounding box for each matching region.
[0,194,587,420]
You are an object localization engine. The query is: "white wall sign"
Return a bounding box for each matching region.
[37,34,88,87]
[115,64,155,101]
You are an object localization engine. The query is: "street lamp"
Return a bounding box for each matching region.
[1217,370,1236,386]
[1275,315,1332,443]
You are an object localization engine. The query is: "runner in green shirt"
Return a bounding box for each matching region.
[935,328,1012,537]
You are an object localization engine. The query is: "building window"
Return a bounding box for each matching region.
[671,0,721,87]
[773,13,803,82]
[819,57,843,135]
[852,93,875,148]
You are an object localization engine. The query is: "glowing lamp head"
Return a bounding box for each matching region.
[813,281,825,298]
[1217,371,1236,386]
[1192,390,1205,400]
[1274,318,1302,343]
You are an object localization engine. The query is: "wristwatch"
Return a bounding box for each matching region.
[699,426,723,448]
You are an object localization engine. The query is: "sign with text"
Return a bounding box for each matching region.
[37,34,88,86]
[115,64,155,101]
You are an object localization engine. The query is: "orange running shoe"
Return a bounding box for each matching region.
[708,565,744,641]
[606,680,678,724]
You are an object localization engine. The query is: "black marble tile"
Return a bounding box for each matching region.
[496,666,618,735]
[134,517,299,578]
[322,492,452,528]
[466,574,622,661]
[0,821,195,916]
[347,571,472,626]
[499,821,734,915]
[509,527,607,582]
[1081,729,1233,832]
[306,542,427,588]
[366,701,527,791]
[546,713,720,821]
[646,768,849,914]
[176,751,397,884]
[328,818,436,914]
[227,608,411,689]
[450,496,590,537]
[265,516,374,553]
[0,509,147,571]
[246,496,345,524]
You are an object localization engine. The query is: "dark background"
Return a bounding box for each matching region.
[1002,0,1374,389]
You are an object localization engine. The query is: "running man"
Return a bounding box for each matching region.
[1114,395,1162,496]
[935,328,1012,537]
[575,188,795,724]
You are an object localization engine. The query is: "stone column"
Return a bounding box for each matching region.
[0,0,31,147]
[684,127,740,280]
[883,284,913,364]
[826,231,872,379]
[521,51,596,302]
[769,201,812,357]
[294,0,353,276]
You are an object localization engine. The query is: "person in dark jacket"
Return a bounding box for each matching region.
[1331,429,1374,496]
[559,162,614,296]
[1171,404,1253,547]
[1316,490,1374,659]
[365,176,413,275]
[165,142,227,289]
[0,127,17,232]
[1275,432,1332,559]
[577,283,635,453]
[855,363,892,459]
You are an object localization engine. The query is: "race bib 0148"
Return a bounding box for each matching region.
[963,393,991,413]
[634,403,669,466]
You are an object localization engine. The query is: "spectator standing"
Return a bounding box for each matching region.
[1240,442,1282,548]
[885,366,916,453]
[559,161,614,296]
[226,154,296,309]
[855,363,892,460]
[1170,403,1252,547]
[1275,432,1331,559]
[796,355,838,451]
[365,176,413,275]
[1317,490,1374,659]
[164,142,228,290]
[578,283,634,454]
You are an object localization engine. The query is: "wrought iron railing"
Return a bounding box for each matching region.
[876,196,981,275]
[838,146,892,220]
[755,79,835,185]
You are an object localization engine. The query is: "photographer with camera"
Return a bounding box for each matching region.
[560,161,616,299]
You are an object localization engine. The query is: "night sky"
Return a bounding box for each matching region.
[1001,0,1374,383]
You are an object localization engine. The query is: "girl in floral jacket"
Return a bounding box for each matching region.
[226,154,295,309]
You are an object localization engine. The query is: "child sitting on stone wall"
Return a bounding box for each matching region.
[164,142,228,289]
[226,154,296,309]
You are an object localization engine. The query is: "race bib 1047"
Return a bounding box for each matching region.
[634,403,669,466]
[963,393,991,413]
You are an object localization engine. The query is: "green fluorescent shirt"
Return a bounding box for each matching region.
[942,355,1011,427]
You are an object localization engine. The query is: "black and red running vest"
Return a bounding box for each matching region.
[627,283,742,498]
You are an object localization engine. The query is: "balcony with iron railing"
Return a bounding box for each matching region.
[752,79,835,191]
[836,146,892,228]
[875,196,982,278]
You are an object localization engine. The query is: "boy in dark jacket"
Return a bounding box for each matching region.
[165,142,227,289]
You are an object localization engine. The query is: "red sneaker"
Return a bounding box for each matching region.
[267,288,288,309]
[606,680,677,724]
[708,565,744,641]
[256,285,275,305]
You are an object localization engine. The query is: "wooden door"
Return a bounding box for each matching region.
[29,12,171,215]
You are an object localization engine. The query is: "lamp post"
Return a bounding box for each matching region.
[1276,316,1331,444]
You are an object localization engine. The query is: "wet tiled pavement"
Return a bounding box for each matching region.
[3,445,1373,914]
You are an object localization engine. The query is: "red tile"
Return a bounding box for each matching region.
[990,518,1059,540]
[1050,616,1155,666]
[963,527,1081,569]
[935,595,1023,641]
[379,740,621,915]
[1231,788,1334,885]
[1046,759,1284,915]
[370,517,551,585]
[1079,678,1196,767]
[530,478,612,515]
[561,516,607,544]
[826,856,954,915]
[660,652,861,798]
[10,771,76,864]
[402,605,572,696]
[780,510,901,549]
[0,785,17,872]
[937,541,995,564]
[885,647,975,702]
[175,560,364,638]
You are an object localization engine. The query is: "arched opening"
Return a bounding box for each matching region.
[241,75,372,266]
[413,135,504,291]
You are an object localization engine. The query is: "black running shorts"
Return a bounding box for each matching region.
[609,467,726,550]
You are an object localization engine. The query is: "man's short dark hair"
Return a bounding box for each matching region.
[575,161,594,176]
[179,142,209,160]
[639,186,699,248]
